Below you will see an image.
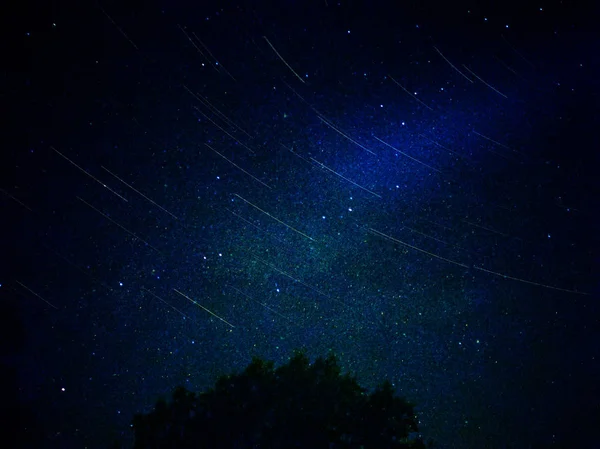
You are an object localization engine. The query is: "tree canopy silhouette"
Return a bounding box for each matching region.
[130,351,428,449]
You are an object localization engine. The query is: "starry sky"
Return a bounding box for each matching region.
[3,0,599,448]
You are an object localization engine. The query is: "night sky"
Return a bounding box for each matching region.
[3,0,600,448]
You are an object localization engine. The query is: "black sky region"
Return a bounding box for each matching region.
[2,0,599,448]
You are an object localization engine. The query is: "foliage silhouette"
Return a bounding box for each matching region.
[130,351,427,449]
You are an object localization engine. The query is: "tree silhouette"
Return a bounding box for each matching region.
[129,351,428,449]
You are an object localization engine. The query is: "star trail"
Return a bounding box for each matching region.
[3,1,599,448]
